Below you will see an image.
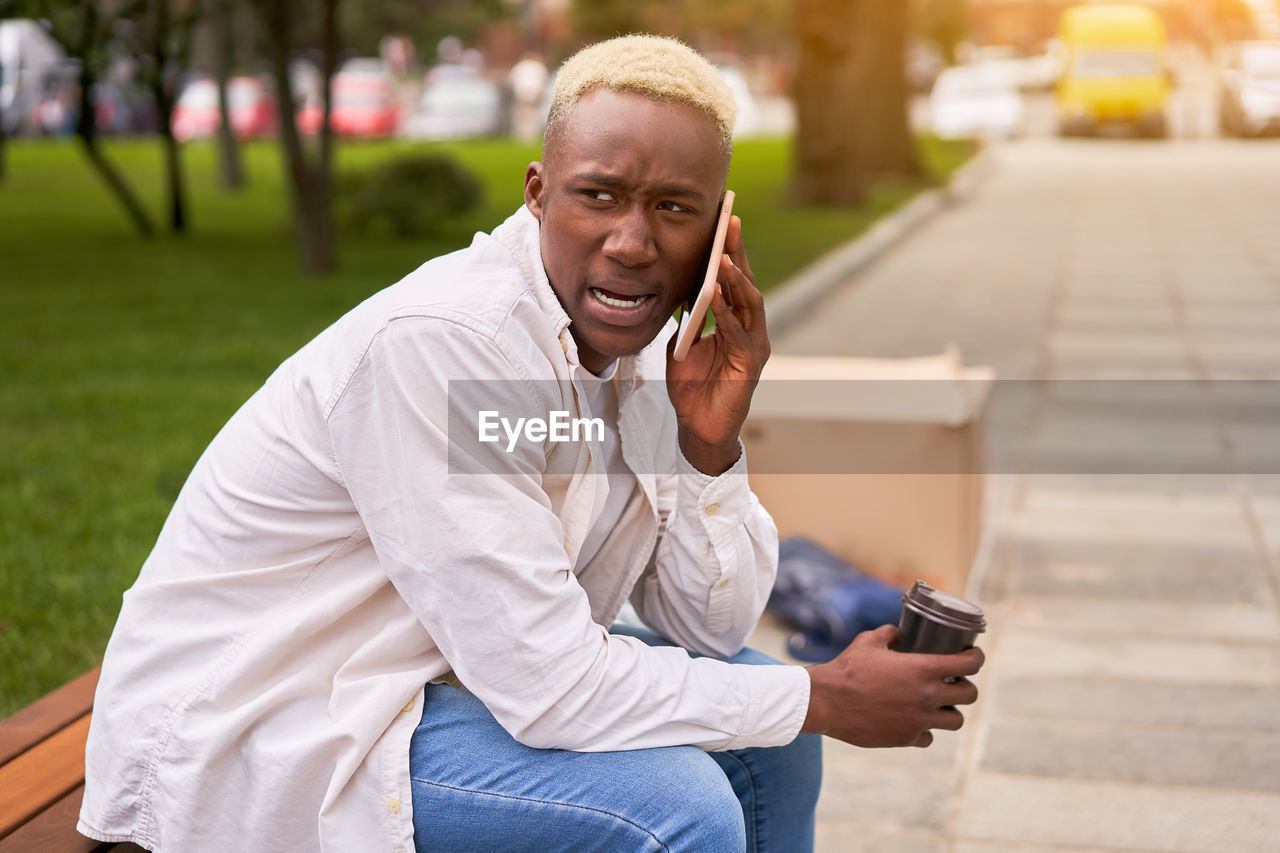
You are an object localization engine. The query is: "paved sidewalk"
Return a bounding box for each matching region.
[753,138,1280,852]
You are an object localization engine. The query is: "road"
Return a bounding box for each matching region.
[754,130,1280,851]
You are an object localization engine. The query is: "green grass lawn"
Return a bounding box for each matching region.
[0,133,972,715]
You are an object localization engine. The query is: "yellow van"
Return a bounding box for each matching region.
[1056,3,1172,137]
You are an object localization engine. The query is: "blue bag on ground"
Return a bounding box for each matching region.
[767,538,904,663]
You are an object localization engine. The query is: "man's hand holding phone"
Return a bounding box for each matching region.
[666,191,771,476]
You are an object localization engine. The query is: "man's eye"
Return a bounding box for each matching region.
[584,190,615,202]
[657,201,691,213]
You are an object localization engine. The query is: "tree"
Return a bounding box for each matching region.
[54,0,158,236]
[792,0,918,206]
[915,0,967,64]
[845,0,917,180]
[207,0,244,188]
[121,0,201,232]
[250,0,338,274]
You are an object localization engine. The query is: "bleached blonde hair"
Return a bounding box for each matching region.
[545,35,737,160]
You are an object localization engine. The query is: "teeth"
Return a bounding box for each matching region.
[591,288,648,309]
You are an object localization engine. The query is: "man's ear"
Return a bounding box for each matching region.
[524,162,546,220]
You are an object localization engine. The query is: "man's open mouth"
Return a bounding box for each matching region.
[590,288,649,309]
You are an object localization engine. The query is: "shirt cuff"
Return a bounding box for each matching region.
[721,663,812,750]
[675,439,753,524]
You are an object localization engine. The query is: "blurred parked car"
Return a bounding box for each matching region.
[1219,41,1280,137]
[172,75,276,141]
[299,59,399,138]
[929,64,1025,139]
[402,70,502,139]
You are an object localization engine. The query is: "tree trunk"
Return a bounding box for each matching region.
[791,0,919,205]
[850,0,919,179]
[74,1,155,238]
[211,0,245,188]
[317,0,336,190]
[161,119,187,232]
[792,0,863,205]
[257,0,335,274]
[150,0,188,233]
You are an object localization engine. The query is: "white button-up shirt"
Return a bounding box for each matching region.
[79,206,810,853]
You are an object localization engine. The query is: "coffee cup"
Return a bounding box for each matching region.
[891,580,986,655]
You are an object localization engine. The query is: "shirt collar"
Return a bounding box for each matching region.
[491,205,575,354]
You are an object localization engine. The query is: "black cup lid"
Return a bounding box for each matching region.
[902,581,986,632]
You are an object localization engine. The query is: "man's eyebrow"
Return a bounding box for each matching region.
[576,172,623,186]
[574,172,705,199]
[654,184,705,199]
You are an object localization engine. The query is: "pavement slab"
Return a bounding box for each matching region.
[989,597,1279,642]
[985,629,1280,687]
[983,537,1273,605]
[979,719,1280,791]
[817,827,944,853]
[815,763,958,833]
[955,774,1280,852]
[991,675,1280,730]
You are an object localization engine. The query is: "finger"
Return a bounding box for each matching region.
[718,257,738,310]
[854,624,899,649]
[722,215,754,284]
[930,707,966,732]
[707,280,750,349]
[950,647,985,678]
[922,647,985,681]
[939,677,979,707]
[718,249,766,335]
[912,730,934,748]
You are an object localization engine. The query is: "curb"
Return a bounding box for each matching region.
[764,146,995,339]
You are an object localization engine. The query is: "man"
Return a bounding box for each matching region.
[79,36,983,853]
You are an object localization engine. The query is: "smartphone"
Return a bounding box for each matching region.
[672,190,735,362]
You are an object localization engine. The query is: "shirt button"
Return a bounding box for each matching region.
[705,503,720,516]
[560,338,569,353]
[388,796,401,814]
[401,699,415,713]
[718,578,730,588]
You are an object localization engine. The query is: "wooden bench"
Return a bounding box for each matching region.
[0,668,145,852]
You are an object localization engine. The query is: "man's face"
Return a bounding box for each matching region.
[525,88,729,374]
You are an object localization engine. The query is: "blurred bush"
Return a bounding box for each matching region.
[336,153,484,238]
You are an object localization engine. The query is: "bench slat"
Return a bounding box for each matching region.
[0,784,101,852]
[0,669,99,766]
[0,715,92,840]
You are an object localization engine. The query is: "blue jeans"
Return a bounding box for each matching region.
[410,624,823,852]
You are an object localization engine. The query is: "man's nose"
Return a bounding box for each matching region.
[602,207,658,267]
